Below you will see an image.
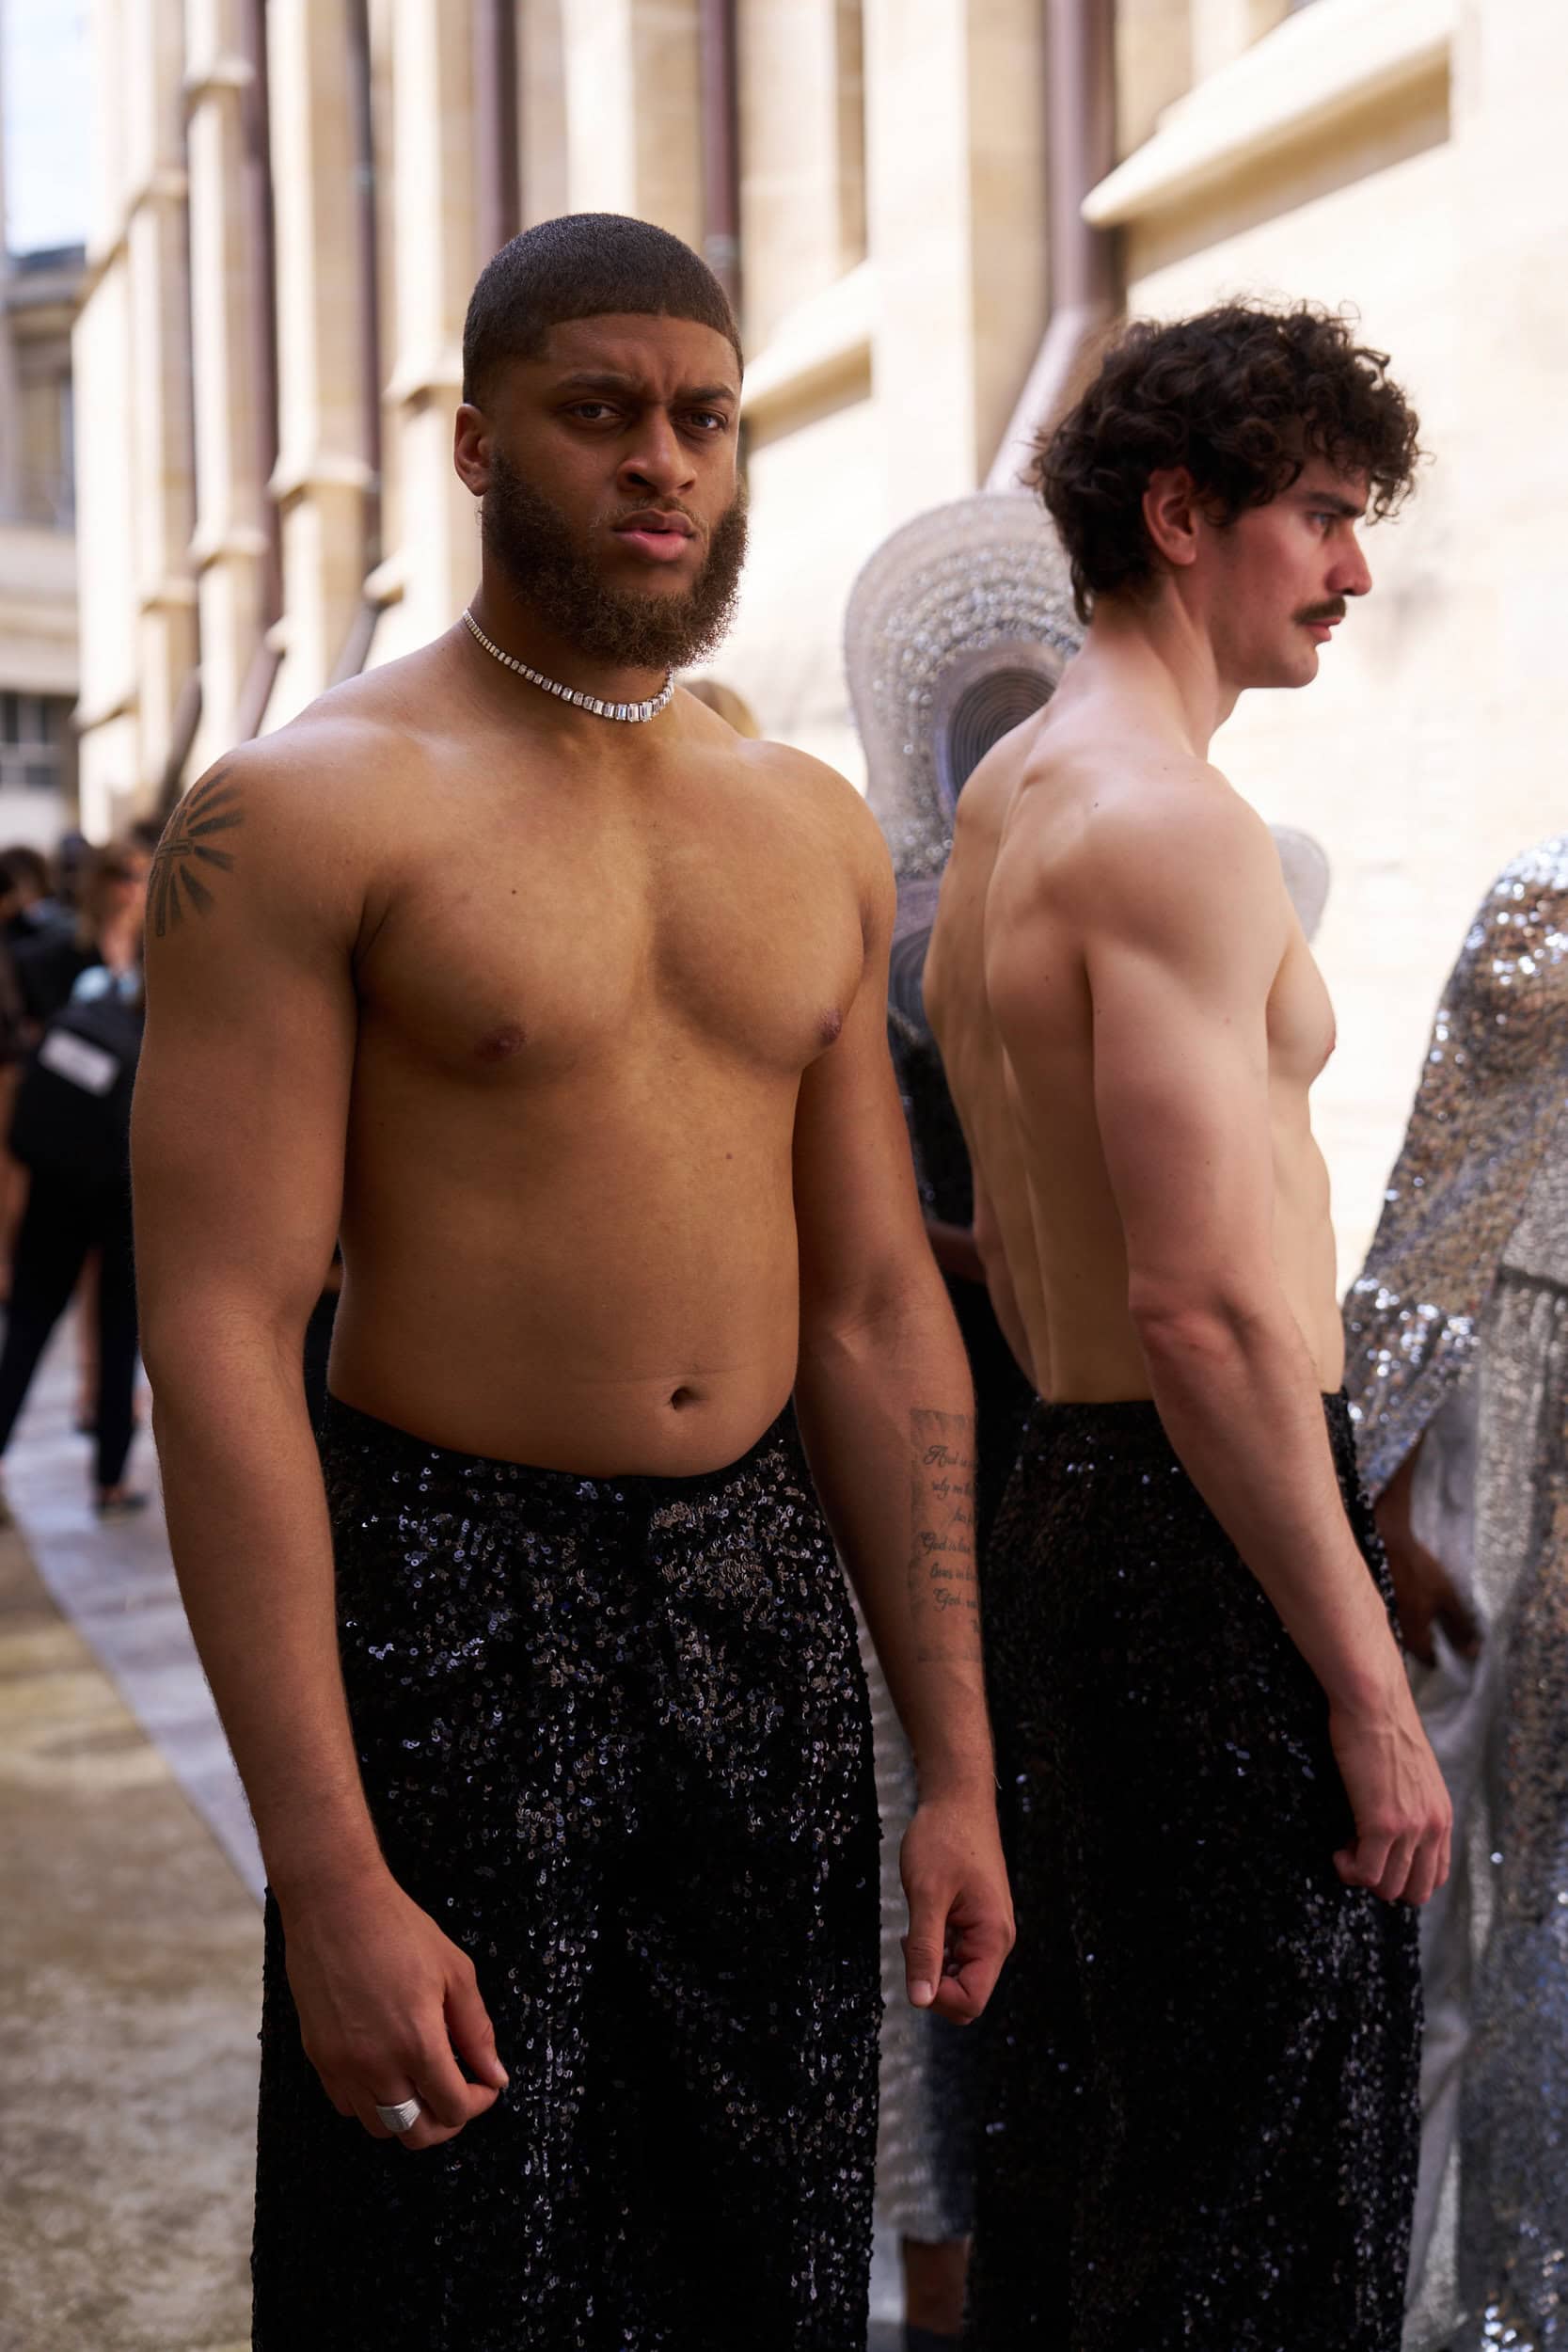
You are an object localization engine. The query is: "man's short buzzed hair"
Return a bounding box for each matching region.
[1037,301,1423,622]
[462,214,744,405]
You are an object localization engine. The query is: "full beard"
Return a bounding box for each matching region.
[482,449,749,674]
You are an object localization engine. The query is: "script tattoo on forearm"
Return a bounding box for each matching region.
[911,1407,981,1662]
[150,767,244,938]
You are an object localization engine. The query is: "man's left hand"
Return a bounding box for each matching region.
[900,1788,1014,2024]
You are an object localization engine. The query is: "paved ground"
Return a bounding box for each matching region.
[0,1338,256,2352]
[2,1330,905,2348]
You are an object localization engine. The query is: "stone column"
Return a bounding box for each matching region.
[863,0,1048,511]
[366,0,481,664]
[738,0,864,350]
[264,0,375,726]
[520,0,571,225]
[558,0,702,243]
[0,28,22,525]
[74,0,197,830]
[1456,0,1568,833]
[127,0,198,789]
[183,0,273,776]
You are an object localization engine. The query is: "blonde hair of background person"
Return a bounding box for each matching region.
[682,675,760,737]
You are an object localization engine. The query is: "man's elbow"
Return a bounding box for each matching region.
[1127,1274,1275,1373]
[800,1247,954,1358]
[138,1282,309,1404]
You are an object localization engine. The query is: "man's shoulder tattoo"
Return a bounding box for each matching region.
[150,767,245,938]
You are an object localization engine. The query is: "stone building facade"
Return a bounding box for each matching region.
[71,0,1563,1266]
[0,235,81,848]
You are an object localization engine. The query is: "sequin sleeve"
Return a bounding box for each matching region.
[1344,839,1568,1497]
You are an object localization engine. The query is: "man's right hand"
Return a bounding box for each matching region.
[280,1867,508,2153]
[1375,1508,1483,1669]
[1328,1682,1452,1908]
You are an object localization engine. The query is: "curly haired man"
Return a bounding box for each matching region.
[924,304,1449,2348]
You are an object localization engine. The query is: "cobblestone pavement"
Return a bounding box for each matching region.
[4,1331,905,2348]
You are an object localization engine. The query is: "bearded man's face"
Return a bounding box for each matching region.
[482,444,748,674]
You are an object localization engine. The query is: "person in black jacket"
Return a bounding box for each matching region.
[14,837,148,1033]
[0,842,147,1515]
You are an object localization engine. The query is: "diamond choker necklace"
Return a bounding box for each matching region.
[462,608,674,723]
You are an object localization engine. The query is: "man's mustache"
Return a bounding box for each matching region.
[1296,600,1347,625]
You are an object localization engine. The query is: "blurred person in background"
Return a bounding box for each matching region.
[682,673,759,735]
[15,835,149,1031]
[0,841,146,1516]
[0,842,67,947]
[1345,838,1568,2352]
[52,829,90,915]
[0,854,38,1295]
[12,842,151,1428]
[133,213,1010,2352]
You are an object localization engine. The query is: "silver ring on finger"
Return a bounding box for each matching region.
[374,2097,422,2135]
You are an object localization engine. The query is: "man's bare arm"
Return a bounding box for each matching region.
[790,787,1013,2021]
[135,741,506,2148]
[1083,789,1450,1906]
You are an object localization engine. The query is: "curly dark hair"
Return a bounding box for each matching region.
[1035,302,1422,622]
[463,214,742,405]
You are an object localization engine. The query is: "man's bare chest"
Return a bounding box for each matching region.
[357,813,865,1085]
[1267,929,1337,1091]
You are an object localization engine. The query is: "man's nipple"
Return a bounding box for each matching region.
[475,1022,528,1062]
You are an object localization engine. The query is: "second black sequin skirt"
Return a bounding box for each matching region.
[966,1393,1422,2352]
[252,1398,881,2352]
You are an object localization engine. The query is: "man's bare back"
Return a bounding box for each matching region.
[171,645,874,1476]
[936,302,1449,2345]
[927,693,1345,1404]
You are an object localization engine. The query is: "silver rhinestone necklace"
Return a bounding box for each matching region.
[462,607,674,723]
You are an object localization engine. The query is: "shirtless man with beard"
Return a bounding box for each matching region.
[925,304,1449,2350]
[133,214,1011,2352]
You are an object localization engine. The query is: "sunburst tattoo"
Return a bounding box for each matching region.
[150,768,245,938]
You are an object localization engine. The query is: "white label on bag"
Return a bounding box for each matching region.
[39,1028,119,1096]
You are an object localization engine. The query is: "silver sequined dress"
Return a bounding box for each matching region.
[1344,838,1568,2352]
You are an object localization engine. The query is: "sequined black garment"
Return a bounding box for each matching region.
[252,1398,881,2352]
[966,1393,1422,2352]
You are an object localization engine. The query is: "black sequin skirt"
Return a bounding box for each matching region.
[252,1398,881,2352]
[966,1393,1422,2352]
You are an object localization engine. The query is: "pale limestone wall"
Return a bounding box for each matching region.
[519,1,570,227]
[264,0,375,726]
[74,0,194,834]
[362,0,480,670]
[72,262,136,778]
[73,0,1052,805]
[556,0,701,243]
[723,0,1049,782]
[67,0,1562,1257]
[739,0,864,350]
[1104,0,1563,1275]
[726,393,883,782]
[0,529,77,695]
[1117,0,1193,155]
[182,0,268,786]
